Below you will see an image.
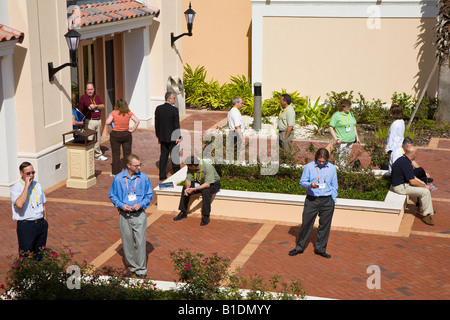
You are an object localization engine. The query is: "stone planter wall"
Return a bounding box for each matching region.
[154,167,406,233]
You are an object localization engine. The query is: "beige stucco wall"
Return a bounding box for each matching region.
[181,0,252,84]
[147,0,187,117]
[261,16,437,102]
[7,0,72,190]
[11,0,72,153]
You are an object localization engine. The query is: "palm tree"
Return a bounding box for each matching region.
[434,0,450,125]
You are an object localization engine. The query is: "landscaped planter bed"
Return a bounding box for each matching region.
[155,166,407,233]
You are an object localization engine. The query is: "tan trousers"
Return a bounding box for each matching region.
[279,130,294,151]
[392,183,434,216]
[85,118,102,158]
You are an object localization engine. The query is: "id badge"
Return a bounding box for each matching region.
[128,194,137,201]
[194,182,200,188]
[318,183,326,189]
[345,127,351,132]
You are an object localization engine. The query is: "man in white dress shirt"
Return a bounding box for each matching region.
[10,162,48,260]
[386,104,405,172]
[227,96,246,161]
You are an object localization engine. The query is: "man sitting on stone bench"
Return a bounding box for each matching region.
[174,156,221,226]
[391,146,435,226]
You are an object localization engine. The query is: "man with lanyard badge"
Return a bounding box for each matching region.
[278,93,296,151]
[10,162,48,260]
[174,156,221,226]
[79,82,107,161]
[109,154,153,277]
[289,148,338,258]
[227,96,246,161]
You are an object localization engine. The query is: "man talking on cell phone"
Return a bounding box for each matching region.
[10,162,48,260]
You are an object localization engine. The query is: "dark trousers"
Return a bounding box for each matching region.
[159,141,180,179]
[414,167,429,184]
[295,195,335,253]
[110,131,132,175]
[17,219,48,259]
[227,131,244,161]
[178,182,221,216]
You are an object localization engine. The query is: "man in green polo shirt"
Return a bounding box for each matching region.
[278,94,296,151]
[174,156,221,226]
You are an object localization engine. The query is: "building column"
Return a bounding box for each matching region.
[0,53,19,197]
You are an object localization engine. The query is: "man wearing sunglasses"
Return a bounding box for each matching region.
[10,162,48,260]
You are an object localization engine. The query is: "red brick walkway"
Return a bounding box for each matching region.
[1,110,449,300]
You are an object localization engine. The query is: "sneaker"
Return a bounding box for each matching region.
[96,155,108,161]
[421,215,434,226]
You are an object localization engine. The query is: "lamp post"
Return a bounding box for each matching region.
[171,2,196,47]
[48,29,80,82]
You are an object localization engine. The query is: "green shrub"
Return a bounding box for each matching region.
[170,248,305,300]
[214,164,390,201]
[2,247,306,300]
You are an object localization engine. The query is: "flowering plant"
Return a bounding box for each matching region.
[3,247,88,300]
[170,249,305,300]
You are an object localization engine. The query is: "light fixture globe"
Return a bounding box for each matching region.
[48,28,81,82]
[171,2,196,47]
[65,29,80,53]
[184,2,196,34]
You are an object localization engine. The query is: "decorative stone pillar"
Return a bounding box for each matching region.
[63,129,97,189]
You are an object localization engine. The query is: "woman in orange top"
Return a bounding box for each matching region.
[106,99,140,176]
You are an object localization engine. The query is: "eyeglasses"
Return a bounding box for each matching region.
[25,171,36,175]
[130,163,142,167]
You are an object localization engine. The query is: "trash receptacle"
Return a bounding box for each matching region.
[63,128,97,189]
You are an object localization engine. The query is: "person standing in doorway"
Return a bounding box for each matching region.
[79,82,108,161]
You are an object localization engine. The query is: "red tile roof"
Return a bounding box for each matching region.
[0,24,24,43]
[68,0,160,28]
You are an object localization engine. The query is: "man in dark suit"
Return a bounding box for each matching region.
[155,92,182,180]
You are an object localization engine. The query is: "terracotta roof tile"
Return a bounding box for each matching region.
[68,0,159,28]
[0,24,24,43]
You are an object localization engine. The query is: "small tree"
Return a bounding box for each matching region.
[434,0,450,125]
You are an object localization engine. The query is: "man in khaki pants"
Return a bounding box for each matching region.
[79,82,107,161]
[391,146,435,225]
[278,93,295,151]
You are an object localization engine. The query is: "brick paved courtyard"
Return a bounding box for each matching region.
[1,110,449,300]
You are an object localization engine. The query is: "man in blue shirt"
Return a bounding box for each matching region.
[109,154,153,277]
[289,148,338,258]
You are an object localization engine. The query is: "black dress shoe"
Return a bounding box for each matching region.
[173,212,187,221]
[288,248,303,256]
[200,215,210,226]
[314,250,331,258]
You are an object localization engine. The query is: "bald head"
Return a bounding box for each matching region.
[404,145,417,161]
[404,146,416,155]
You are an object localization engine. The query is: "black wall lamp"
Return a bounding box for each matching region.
[48,29,80,82]
[171,2,196,47]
